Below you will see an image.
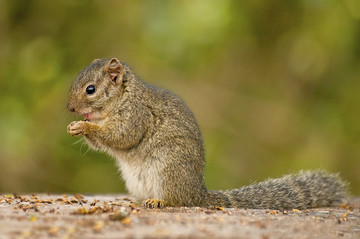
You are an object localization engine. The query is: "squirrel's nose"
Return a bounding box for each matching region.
[67,103,76,112]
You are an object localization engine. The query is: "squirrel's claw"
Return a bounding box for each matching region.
[67,121,85,136]
[142,199,166,209]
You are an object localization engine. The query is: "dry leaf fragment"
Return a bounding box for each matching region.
[93,220,105,233]
[109,211,128,221]
[41,199,53,204]
[74,194,84,200]
[14,194,21,199]
[292,209,301,213]
[74,207,87,214]
[63,198,72,204]
[20,196,29,202]
[4,198,13,203]
[101,206,112,213]
[70,198,79,203]
[268,210,278,215]
[90,199,97,206]
[215,206,225,211]
[121,217,132,225]
[73,207,99,215]
[108,202,122,206]
[88,207,98,214]
[339,204,353,211]
[20,205,38,212]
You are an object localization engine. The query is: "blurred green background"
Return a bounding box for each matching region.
[0,0,359,195]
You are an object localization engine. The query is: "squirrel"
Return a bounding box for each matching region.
[67,58,348,209]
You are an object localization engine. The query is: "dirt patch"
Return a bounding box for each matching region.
[0,194,359,238]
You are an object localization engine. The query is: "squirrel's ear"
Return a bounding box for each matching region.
[92,58,100,64]
[107,58,124,84]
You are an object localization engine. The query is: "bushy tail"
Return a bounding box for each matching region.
[206,170,348,210]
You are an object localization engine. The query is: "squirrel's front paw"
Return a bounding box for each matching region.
[142,199,166,209]
[67,121,86,136]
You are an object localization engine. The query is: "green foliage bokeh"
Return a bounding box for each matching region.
[0,0,359,194]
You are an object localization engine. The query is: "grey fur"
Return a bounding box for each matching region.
[67,58,348,209]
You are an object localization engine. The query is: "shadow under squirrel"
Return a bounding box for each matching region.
[67,58,348,209]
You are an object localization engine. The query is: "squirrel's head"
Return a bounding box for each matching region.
[67,58,126,122]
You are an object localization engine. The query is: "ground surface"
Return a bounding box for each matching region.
[0,194,359,239]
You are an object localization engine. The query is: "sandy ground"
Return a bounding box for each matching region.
[0,194,359,239]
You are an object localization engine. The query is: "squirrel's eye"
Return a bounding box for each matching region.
[86,85,96,95]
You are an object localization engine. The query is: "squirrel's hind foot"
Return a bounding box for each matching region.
[142,199,166,209]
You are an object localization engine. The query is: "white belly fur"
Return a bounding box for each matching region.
[115,156,164,201]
